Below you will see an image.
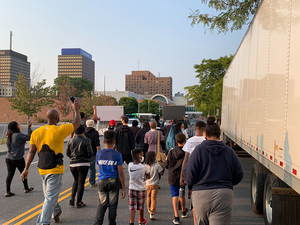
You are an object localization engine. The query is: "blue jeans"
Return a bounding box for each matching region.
[36,174,63,225]
[90,156,96,185]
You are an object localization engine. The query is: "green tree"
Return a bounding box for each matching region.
[53,78,77,122]
[184,55,233,116]
[118,97,138,114]
[139,100,159,115]
[80,91,117,117]
[189,0,261,33]
[7,73,54,121]
[53,76,94,97]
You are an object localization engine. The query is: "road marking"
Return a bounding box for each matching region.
[3,173,98,225]
[31,161,38,165]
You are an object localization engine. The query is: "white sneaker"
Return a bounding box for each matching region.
[150,214,155,220]
[173,217,180,224]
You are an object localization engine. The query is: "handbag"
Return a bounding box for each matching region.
[156,131,167,167]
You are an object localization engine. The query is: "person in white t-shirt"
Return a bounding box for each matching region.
[128,148,150,225]
[145,151,164,220]
[180,120,206,225]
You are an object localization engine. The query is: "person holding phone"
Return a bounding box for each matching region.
[5,121,34,197]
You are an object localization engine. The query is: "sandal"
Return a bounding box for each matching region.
[24,187,34,193]
[5,192,15,197]
[76,202,86,208]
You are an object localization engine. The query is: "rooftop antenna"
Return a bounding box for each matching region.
[138,59,140,71]
[10,31,13,50]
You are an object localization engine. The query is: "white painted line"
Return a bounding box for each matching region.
[31,161,38,165]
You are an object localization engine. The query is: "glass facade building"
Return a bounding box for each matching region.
[58,48,95,85]
[0,50,30,87]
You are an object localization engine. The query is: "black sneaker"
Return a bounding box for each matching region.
[53,209,62,223]
[181,208,189,218]
[173,217,180,224]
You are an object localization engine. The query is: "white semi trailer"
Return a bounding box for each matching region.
[221,0,300,224]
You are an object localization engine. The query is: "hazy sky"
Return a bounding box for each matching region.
[0,0,248,94]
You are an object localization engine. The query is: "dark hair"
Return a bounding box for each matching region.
[121,115,129,123]
[146,151,156,166]
[155,115,160,121]
[132,148,143,160]
[80,112,85,120]
[143,121,150,128]
[75,125,85,134]
[104,130,115,144]
[132,120,138,127]
[173,118,178,124]
[195,121,206,131]
[205,116,220,138]
[7,121,20,152]
[175,121,183,134]
[175,133,186,144]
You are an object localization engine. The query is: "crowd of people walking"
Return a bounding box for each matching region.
[4,98,243,225]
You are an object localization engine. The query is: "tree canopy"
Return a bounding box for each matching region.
[80,91,117,117]
[118,97,138,114]
[139,100,160,115]
[184,55,233,116]
[189,0,261,33]
[53,77,77,122]
[7,73,54,121]
[53,76,94,97]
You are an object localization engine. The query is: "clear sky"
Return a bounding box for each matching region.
[0,0,248,95]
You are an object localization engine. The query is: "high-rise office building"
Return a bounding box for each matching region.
[125,71,173,99]
[58,48,95,84]
[0,50,30,86]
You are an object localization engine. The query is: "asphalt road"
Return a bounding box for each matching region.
[0,139,264,225]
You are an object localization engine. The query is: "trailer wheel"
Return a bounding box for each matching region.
[263,173,288,225]
[251,162,268,214]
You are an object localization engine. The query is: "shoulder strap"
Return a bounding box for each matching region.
[157,131,160,154]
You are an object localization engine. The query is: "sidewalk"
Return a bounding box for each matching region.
[0,136,70,155]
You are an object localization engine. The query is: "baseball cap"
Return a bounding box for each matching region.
[109,120,116,127]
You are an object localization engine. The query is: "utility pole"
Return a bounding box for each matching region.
[10,31,13,50]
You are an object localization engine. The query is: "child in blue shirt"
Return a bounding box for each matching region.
[93,130,126,225]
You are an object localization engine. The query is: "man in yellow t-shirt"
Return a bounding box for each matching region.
[21,99,81,225]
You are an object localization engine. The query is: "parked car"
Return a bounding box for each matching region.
[128,118,141,128]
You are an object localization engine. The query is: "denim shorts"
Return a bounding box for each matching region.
[170,185,185,197]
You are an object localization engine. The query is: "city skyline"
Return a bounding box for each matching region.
[0,1,248,94]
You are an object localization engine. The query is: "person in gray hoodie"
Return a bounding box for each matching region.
[183,116,243,225]
[5,121,34,197]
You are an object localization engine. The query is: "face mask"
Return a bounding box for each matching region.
[154,159,157,163]
[181,129,184,132]
[140,156,144,163]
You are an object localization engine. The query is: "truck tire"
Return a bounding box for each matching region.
[263,173,288,225]
[251,162,268,214]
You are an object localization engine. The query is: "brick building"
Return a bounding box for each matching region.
[0,98,73,123]
[125,71,173,99]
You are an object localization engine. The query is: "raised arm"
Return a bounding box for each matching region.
[91,105,97,121]
[72,98,81,131]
